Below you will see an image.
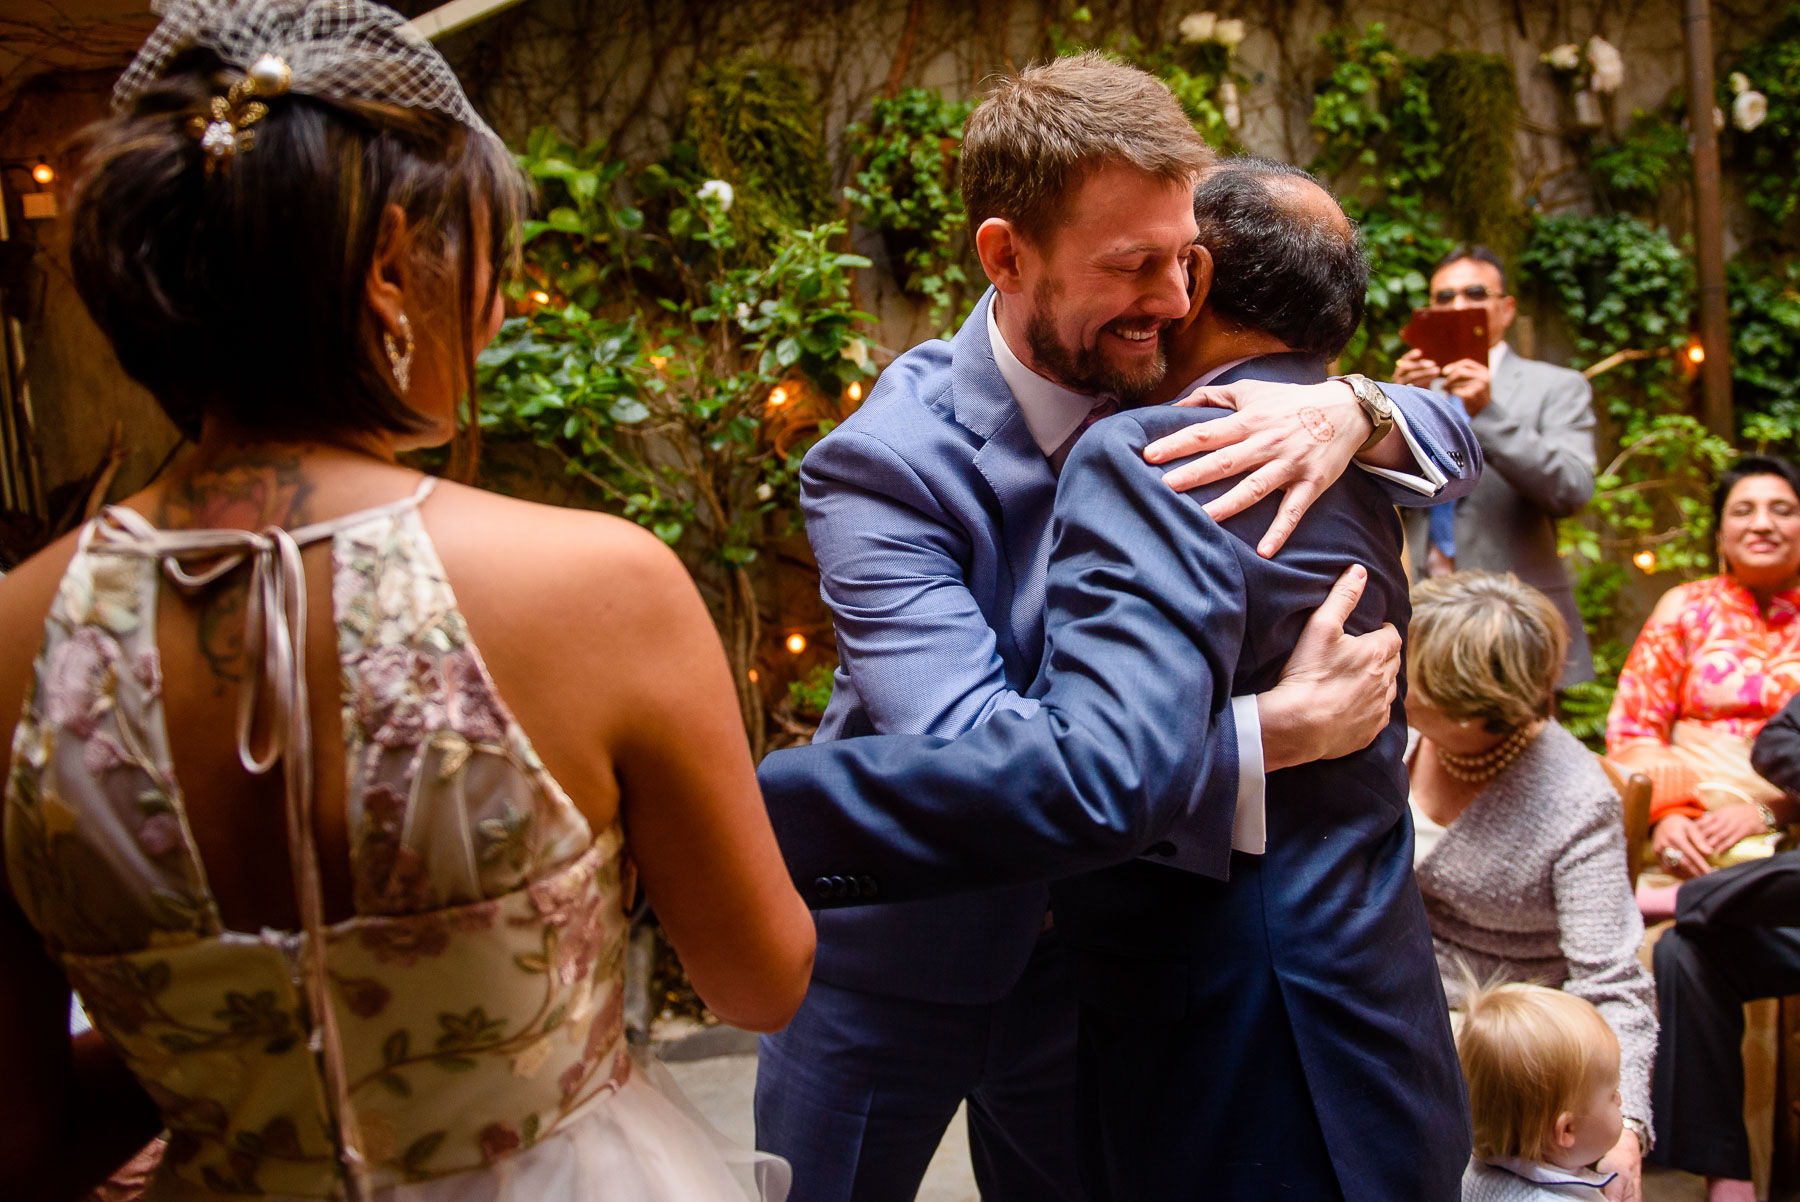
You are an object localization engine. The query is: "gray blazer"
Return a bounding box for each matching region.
[1404,349,1597,686]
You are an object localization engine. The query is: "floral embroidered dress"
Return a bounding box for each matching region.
[1606,573,1800,834]
[4,479,782,1201]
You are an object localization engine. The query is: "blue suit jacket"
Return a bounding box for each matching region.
[793,294,1478,1004]
[760,354,1468,1196]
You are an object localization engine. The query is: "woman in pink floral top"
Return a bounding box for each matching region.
[0,4,813,1199]
[1607,455,1800,879]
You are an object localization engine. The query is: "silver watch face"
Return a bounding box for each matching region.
[1352,376,1392,417]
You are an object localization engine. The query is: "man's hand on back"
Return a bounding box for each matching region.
[1256,564,1402,772]
[1142,378,1405,558]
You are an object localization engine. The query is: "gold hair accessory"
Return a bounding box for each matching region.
[187,53,290,173]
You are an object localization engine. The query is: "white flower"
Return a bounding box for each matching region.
[1214,18,1246,48]
[697,179,734,212]
[1586,37,1624,94]
[1545,43,1581,71]
[734,302,752,322]
[842,338,869,368]
[1219,79,1241,129]
[1715,105,1727,131]
[1735,89,1769,131]
[1730,71,1752,95]
[1178,11,1216,43]
[755,483,774,502]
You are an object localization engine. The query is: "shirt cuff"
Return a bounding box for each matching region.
[1231,694,1266,854]
[1354,389,1445,497]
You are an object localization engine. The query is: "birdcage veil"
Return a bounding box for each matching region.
[113,0,500,145]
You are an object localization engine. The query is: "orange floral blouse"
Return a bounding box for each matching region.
[1606,573,1800,757]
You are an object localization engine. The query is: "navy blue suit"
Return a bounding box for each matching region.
[758,354,1471,1200]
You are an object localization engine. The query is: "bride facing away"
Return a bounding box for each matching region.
[0,3,813,1199]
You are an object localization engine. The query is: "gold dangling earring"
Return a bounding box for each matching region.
[383,312,414,395]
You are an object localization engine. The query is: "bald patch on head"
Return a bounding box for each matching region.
[1258,172,1354,242]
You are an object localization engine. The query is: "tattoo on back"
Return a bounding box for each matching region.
[156,452,316,691]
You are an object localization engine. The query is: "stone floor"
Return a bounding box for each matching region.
[658,1026,1779,1202]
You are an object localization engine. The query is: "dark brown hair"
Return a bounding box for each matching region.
[69,47,527,443]
[961,51,1212,246]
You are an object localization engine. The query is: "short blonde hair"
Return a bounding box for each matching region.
[1408,572,1568,734]
[961,51,1213,245]
[1457,982,1618,1162]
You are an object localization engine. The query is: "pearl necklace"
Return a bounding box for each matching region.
[1434,722,1541,783]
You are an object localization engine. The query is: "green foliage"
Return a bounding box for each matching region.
[1729,258,1800,454]
[787,663,836,716]
[1308,26,1454,376]
[480,128,874,750]
[1517,214,1693,383]
[1422,51,1521,256]
[1723,7,1800,234]
[1046,9,1244,150]
[682,58,832,249]
[1310,25,1442,196]
[845,89,977,332]
[1558,679,1617,749]
[1588,111,1689,211]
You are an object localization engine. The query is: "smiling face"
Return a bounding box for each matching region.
[1719,472,1800,589]
[1008,161,1198,400]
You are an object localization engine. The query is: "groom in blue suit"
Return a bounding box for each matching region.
[758,157,1470,1199]
[753,56,1478,1202]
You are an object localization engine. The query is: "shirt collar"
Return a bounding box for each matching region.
[1489,340,1510,375]
[1485,1157,1616,1190]
[1170,356,1259,402]
[987,296,1108,458]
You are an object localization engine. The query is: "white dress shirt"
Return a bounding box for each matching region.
[987,300,1267,854]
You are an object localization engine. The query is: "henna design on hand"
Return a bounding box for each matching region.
[1298,406,1335,444]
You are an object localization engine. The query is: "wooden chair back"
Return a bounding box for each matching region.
[1599,756,1654,888]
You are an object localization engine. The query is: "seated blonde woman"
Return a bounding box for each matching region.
[1607,454,1800,879]
[1406,572,1654,1198]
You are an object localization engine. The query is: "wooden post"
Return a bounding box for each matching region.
[1684,0,1734,439]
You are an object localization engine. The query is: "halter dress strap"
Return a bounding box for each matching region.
[82,473,437,1202]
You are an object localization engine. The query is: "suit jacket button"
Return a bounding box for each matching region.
[831,875,851,900]
[1147,840,1178,857]
[858,875,879,898]
[813,876,834,901]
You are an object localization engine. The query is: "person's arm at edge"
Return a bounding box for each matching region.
[0,537,162,1197]
[759,414,1253,902]
[602,526,814,1033]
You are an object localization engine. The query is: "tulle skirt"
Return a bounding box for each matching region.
[146,1055,790,1202]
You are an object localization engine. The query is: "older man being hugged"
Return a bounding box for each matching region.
[753,56,1480,1202]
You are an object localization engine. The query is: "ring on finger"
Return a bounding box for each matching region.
[1661,847,1686,869]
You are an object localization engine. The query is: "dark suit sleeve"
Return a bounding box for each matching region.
[758,415,1248,906]
[1677,852,1800,928]
[1752,693,1800,797]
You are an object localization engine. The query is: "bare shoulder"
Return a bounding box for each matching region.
[422,482,692,613]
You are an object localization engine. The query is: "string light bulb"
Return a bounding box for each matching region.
[1686,340,1706,366]
[847,381,863,401]
[768,386,789,407]
[648,355,668,370]
[785,632,807,654]
[747,668,760,683]
[30,160,54,186]
[1633,549,1658,573]
[529,290,551,305]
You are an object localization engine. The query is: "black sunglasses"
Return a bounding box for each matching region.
[1433,284,1502,305]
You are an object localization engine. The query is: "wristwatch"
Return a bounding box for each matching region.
[1330,373,1395,454]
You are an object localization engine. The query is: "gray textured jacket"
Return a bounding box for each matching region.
[1413,722,1655,1132]
[1404,349,1598,686]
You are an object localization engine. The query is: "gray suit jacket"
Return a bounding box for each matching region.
[1404,349,1597,685]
